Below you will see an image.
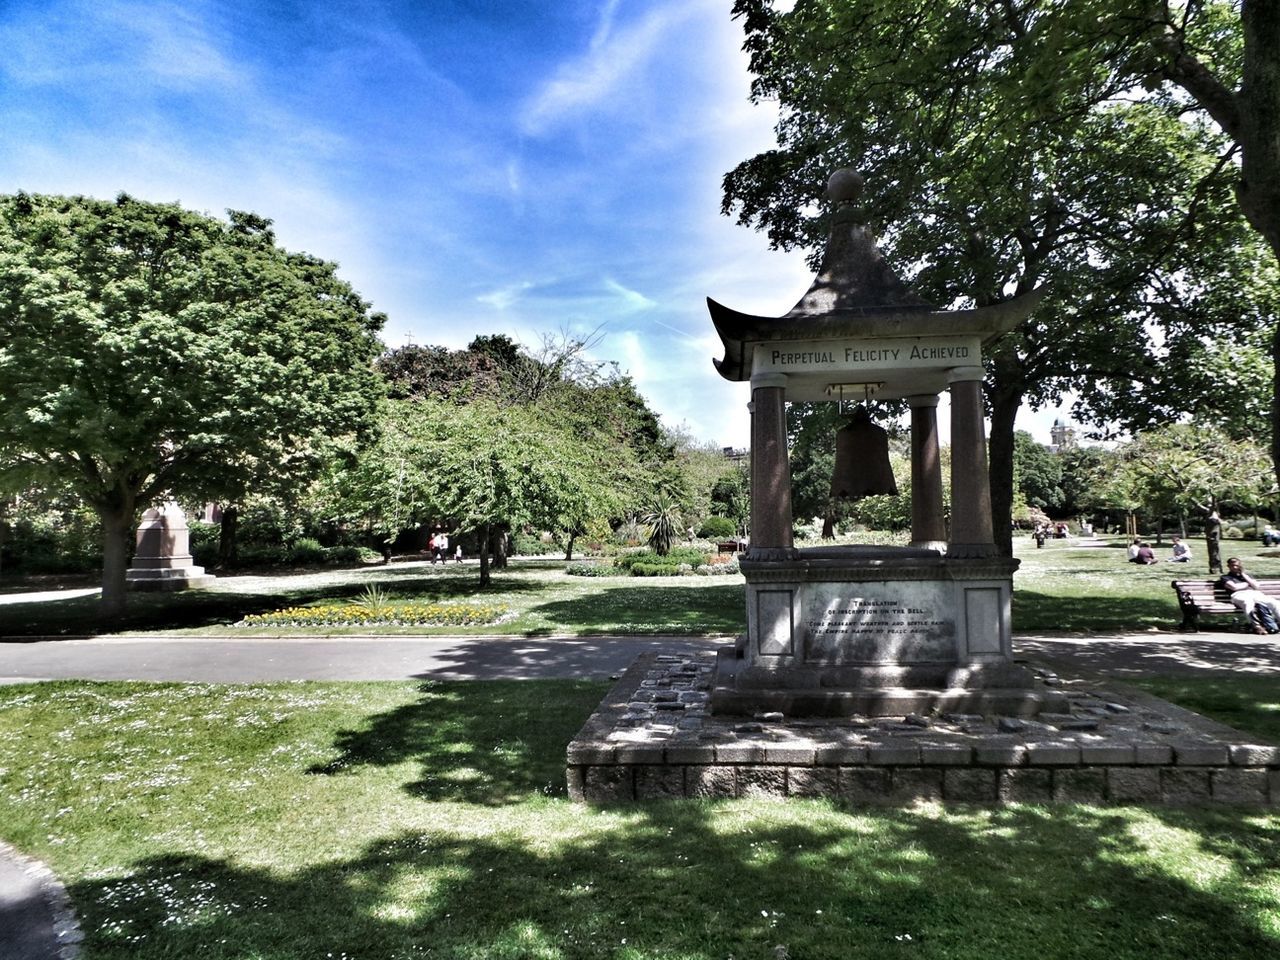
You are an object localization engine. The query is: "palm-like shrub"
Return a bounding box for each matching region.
[642,494,683,557]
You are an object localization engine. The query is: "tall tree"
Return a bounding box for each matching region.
[1089,423,1272,570]
[0,193,385,614]
[348,398,629,586]
[1013,431,1065,514]
[724,0,1274,555]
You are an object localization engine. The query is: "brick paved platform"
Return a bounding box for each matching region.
[566,651,1280,806]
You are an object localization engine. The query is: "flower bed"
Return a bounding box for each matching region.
[237,600,509,628]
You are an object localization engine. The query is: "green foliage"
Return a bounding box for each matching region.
[724,0,1277,554]
[709,463,750,532]
[1087,424,1273,522]
[321,398,618,575]
[564,561,617,577]
[697,516,737,540]
[511,532,562,556]
[642,492,683,557]
[290,537,327,565]
[0,193,385,611]
[1059,447,1115,517]
[0,496,102,574]
[615,546,708,576]
[1013,432,1065,513]
[848,492,912,533]
[356,583,392,614]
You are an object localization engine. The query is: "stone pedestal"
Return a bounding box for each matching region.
[126,502,215,591]
[710,546,1065,717]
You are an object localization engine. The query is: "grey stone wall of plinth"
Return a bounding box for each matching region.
[126,502,215,592]
[712,550,1059,717]
[568,653,1280,808]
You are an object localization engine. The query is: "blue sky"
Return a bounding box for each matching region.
[0,0,1065,449]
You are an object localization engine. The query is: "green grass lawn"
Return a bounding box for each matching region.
[1012,535,1280,632]
[6,533,1278,639]
[0,561,747,638]
[2,678,1278,960]
[4,539,1280,957]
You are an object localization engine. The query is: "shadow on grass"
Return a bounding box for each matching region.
[1012,589,1178,633]
[309,679,606,803]
[529,582,746,635]
[68,798,1280,959]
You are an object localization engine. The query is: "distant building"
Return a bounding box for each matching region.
[722,446,748,462]
[1049,418,1078,453]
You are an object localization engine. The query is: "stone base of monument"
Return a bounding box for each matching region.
[709,547,1063,717]
[125,560,216,591]
[566,652,1280,807]
[711,641,1068,717]
[126,503,215,592]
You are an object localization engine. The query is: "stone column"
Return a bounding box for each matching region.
[907,394,946,549]
[947,368,996,558]
[748,373,795,558]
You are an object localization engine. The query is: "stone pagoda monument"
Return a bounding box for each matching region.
[706,170,1063,717]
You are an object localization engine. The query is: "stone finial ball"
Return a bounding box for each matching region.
[827,169,864,203]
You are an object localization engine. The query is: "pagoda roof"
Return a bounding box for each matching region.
[708,172,1042,384]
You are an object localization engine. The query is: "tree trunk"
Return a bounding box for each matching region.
[478,522,491,587]
[218,505,238,568]
[564,531,577,562]
[493,528,508,569]
[1205,505,1223,575]
[99,496,136,618]
[986,385,1024,558]
[1238,4,1280,498]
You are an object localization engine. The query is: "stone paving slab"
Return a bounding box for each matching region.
[567,650,1280,807]
[0,841,81,960]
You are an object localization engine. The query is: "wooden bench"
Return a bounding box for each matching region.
[1171,578,1280,631]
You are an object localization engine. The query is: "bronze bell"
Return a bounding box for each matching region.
[830,405,898,500]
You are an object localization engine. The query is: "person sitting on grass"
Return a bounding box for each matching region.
[1127,537,1142,562]
[1219,557,1280,634]
[1167,537,1192,563]
[1131,541,1157,564]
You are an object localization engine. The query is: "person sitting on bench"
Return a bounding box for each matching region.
[1219,557,1280,634]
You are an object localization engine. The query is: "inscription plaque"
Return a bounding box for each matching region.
[802,581,956,663]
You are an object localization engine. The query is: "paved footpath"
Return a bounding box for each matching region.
[3,631,1279,686]
[0,842,79,960]
[3,628,1278,959]
[0,634,730,684]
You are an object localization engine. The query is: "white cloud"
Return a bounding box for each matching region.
[589,0,623,51]
[519,4,692,135]
[603,278,656,312]
[0,0,245,92]
[476,282,535,310]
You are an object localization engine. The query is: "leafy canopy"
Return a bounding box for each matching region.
[0,192,385,610]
